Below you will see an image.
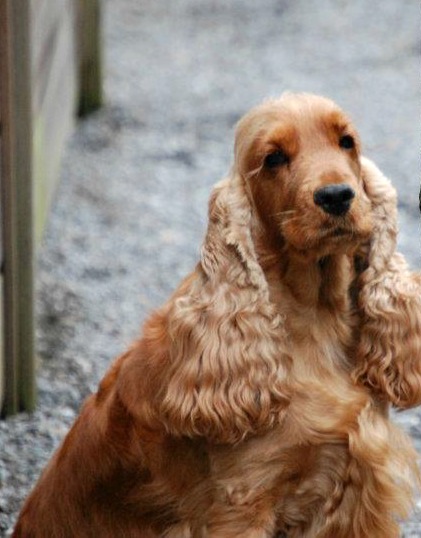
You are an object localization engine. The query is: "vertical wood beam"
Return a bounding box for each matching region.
[0,0,19,415]
[0,0,35,416]
[12,0,35,412]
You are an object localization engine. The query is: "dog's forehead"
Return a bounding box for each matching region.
[266,99,353,147]
[234,94,358,165]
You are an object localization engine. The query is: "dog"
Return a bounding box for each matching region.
[14,93,421,537]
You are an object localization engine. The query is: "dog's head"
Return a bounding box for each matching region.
[234,93,373,260]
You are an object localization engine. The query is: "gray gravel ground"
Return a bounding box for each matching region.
[0,0,420,535]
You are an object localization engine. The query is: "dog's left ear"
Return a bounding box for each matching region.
[353,158,421,408]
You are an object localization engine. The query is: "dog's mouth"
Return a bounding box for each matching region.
[279,204,373,257]
[311,223,370,256]
[327,227,349,236]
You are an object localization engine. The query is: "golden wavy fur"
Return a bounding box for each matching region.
[14,93,421,538]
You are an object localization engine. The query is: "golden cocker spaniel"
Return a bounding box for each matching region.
[14,93,421,538]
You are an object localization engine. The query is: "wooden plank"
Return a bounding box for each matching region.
[77,0,103,116]
[0,0,19,415]
[0,0,36,415]
[0,0,101,415]
[0,0,87,416]
[11,0,36,412]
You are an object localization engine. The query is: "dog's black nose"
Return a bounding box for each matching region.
[313,184,355,216]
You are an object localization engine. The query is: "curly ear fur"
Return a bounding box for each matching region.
[120,172,291,444]
[353,157,421,408]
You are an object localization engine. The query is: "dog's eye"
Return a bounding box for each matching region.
[339,134,355,150]
[264,150,289,168]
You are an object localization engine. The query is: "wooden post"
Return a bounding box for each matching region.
[12,0,35,412]
[0,0,19,415]
[0,0,103,416]
[0,0,35,415]
[78,0,103,116]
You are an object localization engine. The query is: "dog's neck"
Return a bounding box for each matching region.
[282,253,353,310]
[253,230,355,313]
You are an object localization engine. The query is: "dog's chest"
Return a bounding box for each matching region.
[283,303,353,381]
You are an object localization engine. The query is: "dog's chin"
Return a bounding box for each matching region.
[283,223,372,262]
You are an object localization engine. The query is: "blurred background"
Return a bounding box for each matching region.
[0,0,419,535]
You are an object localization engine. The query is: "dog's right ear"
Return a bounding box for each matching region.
[353,158,421,409]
